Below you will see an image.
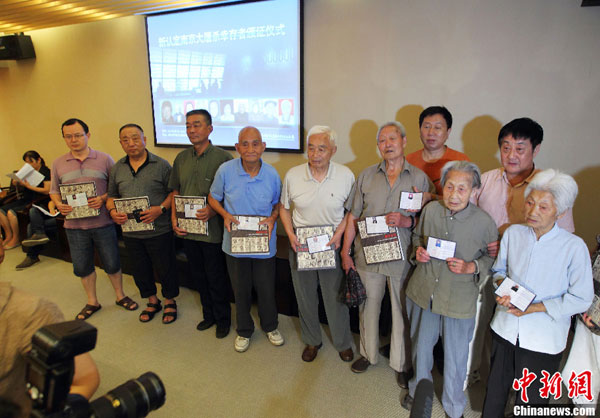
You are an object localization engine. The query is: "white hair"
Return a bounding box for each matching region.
[376,121,406,141]
[440,160,482,188]
[306,125,337,147]
[525,169,578,215]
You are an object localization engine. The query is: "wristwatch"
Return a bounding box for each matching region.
[160,205,167,214]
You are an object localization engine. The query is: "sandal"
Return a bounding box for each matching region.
[115,296,138,311]
[162,302,177,324]
[76,304,102,320]
[139,302,162,323]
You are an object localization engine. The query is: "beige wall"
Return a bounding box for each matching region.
[1,1,599,249]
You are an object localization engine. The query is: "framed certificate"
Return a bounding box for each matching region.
[59,181,99,220]
[113,196,154,233]
[357,216,404,264]
[230,215,270,254]
[296,225,336,271]
[173,195,208,235]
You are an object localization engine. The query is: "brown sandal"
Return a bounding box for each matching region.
[76,304,102,320]
[115,296,138,311]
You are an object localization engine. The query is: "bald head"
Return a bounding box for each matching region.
[236,126,266,164]
[238,126,262,142]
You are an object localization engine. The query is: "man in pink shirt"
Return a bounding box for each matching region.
[472,117,574,235]
[50,118,138,320]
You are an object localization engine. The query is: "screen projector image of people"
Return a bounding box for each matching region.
[146,0,302,151]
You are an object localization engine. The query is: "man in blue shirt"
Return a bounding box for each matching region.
[208,126,283,353]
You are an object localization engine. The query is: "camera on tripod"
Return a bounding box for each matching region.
[26,320,166,418]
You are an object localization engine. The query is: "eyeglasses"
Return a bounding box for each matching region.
[120,136,143,144]
[64,133,85,140]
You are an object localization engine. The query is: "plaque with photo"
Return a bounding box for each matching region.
[230,215,270,254]
[581,235,600,335]
[296,225,336,271]
[59,181,100,220]
[114,196,154,233]
[174,195,208,235]
[357,217,404,265]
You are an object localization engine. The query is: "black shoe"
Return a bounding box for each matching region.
[216,325,230,339]
[396,368,413,389]
[350,356,371,373]
[400,393,413,411]
[196,319,215,331]
[16,256,40,270]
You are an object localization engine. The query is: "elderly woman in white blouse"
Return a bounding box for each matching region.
[482,169,593,416]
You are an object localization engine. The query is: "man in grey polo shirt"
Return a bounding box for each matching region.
[280,125,355,363]
[169,109,233,338]
[107,123,179,324]
[341,121,432,386]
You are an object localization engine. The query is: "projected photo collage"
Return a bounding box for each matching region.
[159,98,296,127]
[147,0,301,151]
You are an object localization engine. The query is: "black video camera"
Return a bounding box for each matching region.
[26,320,165,418]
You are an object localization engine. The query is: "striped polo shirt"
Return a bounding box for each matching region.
[50,148,114,230]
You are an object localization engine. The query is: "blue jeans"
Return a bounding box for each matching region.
[26,206,56,258]
[65,225,121,277]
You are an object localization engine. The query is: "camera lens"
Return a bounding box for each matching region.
[89,372,165,418]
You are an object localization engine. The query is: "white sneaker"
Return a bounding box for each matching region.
[234,335,250,352]
[267,329,285,346]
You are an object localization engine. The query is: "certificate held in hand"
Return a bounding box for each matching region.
[426,237,456,260]
[494,277,536,312]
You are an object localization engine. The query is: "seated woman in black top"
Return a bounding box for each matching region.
[1,150,51,250]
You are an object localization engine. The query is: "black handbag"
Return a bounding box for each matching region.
[342,268,367,307]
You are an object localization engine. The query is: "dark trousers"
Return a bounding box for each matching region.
[482,330,563,418]
[182,239,231,327]
[123,232,179,300]
[225,255,278,338]
[26,206,55,258]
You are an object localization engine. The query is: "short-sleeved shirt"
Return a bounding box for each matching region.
[280,162,355,229]
[50,148,114,230]
[22,165,51,206]
[345,160,432,276]
[471,167,575,235]
[210,159,281,258]
[405,147,470,195]
[108,151,172,238]
[406,201,498,319]
[0,282,64,418]
[168,143,233,243]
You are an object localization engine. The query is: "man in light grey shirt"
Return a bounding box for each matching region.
[280,126,355,363]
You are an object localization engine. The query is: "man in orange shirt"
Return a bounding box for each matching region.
[406,106,470,198]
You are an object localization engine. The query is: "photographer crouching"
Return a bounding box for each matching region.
[0,281,100,418]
